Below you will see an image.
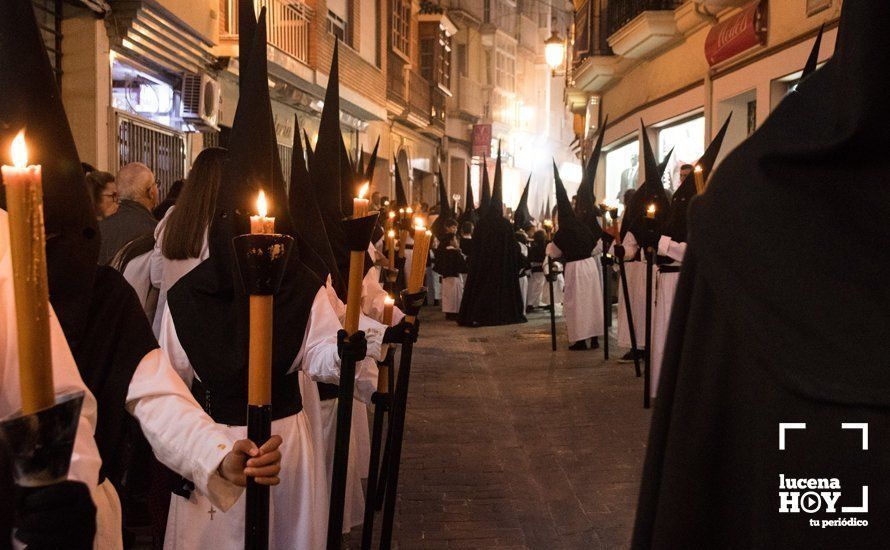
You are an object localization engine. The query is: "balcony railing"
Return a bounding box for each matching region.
[407,70,432,123]
[387,51,408,106]
[574,0,613,66]
[430,88,446,130]
[605,0,682,38]
[221,0,312,64]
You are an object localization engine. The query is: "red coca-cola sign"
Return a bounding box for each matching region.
[705,1,768,66]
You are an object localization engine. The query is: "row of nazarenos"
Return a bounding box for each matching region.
[634,2,890,546]
[0,0,429,548]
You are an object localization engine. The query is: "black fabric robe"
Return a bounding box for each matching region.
[634,3,890,546]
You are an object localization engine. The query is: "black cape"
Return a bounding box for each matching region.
[458,155,526,327]
[552,161,596,263]
[633,3,890,547]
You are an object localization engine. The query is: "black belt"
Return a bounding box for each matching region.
[190,372,302,426]
[658,265,682,274]
[317,381,340,401]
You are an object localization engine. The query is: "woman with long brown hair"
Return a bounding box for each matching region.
[149,147,226,335]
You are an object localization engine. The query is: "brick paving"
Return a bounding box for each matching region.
[353,306,653,549]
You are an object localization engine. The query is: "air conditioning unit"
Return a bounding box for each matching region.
[180,72,220,131]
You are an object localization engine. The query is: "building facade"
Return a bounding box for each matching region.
[568,0,842,205]
[45,0,577,214]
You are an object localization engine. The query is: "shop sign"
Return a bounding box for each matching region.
[472,124,492,158]
[705,1,768,67]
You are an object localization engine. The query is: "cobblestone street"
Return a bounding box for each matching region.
[356,306,653,549]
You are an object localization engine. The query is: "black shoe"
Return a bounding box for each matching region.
[618,350,635,363]
[526,305,536,313]
[568,340,588,351]
[589,337,599,350]
[445,313,458,321]
[434,299,441,306]
[542,304,554,312]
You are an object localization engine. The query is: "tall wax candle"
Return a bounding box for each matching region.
[353,182,370,218]
[248,191,274,407]
[377,296,395,393]
[386,229,396,270]
[2,131,54,414]
[693,165,705,195]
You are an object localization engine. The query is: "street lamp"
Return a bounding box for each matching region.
[544,29,566,75]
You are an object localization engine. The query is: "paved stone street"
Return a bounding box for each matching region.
[355,306,653,549]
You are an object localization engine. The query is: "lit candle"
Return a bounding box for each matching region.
[693,165,705,195]
[386,229,396,270]
[248,191,274,407]
[646,203,656,219]
[406,230,432,323]
[386,210,396,231]
[353,182,370,218]
[2,131,54,414]
[250,190,275,234]
[382,295,395,326]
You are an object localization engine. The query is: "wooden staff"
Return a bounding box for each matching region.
[2,131,53,414]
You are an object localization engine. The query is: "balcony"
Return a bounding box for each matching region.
[220,0,312,65]
[606,0,682,59]
[407,70,432,127]
[456,75,484,120]
[427,87,447,136]
[387,51,408,111]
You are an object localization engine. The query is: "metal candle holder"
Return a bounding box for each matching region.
[0,390,85,487]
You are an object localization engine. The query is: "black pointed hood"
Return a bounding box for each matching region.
[575,118,608,241]
[657,147,674,181]
[365,137,380,184]
[303,127,315,168]
[339,131,358,217]
[0,0,100,342]
[436,169,453,219]
[310,43,349,290]
[168,9,321,419]
[801,24,824,81]
[663,114,732,243]
[238,0,257,81]
[289,114,339,283]
[552,160,595,261]
[458,163,478,226]
[621,121,670,240]
[479,158,491,211]
[513,175,533,230]
[489,146,504,217]
[393,164,409,208]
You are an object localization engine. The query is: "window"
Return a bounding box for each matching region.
[495,47,515,92]
[605,139,639,205]
[657,116,705,192]
[392,0,410,57]
[328,11,348,43]
[457,44,467,77]
[32,0,62,82]
[420,22,453,91]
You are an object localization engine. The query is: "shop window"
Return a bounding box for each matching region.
[657,116,705,192]
[605,139,639,205]
[392,0,411,58]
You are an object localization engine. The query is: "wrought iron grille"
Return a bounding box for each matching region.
[115,113,188,202]
[606,0,683,38]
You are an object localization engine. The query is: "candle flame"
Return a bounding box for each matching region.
[384,295,395,306]
[256,190,268,217]
[357,182,369,199]
[398,208,405,214]
[694,165,703,174]
[647,203,656,215]
[387,229,396,238]
[406,207,413,214]
[11,131,27,168]
[388,211,396,219]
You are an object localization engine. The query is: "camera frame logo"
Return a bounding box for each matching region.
[778,423,869,528]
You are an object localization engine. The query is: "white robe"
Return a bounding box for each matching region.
[546,242,604,343]
[159,286,353,550]
[650,236,686,399]
[527,269,545,307]
[1,211,103,547]
[614,233,651,350]
[149,207,208,337]
[539,261,565,307]
[441,276,464,313]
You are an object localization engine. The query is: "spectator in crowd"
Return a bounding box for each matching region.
[152,179,184,220]
[98,162,159,264]
[85,170,119,220]
[370,190,382,211]
[149,147,225,335]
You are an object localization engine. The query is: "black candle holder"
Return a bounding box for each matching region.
[0,390,85,487]
[231,233,294,295]
[342,212,380,252]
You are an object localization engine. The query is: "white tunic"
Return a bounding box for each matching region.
[539,261,565,307]
[650,236,686,399]
[149,207,208,337]
[527,270,545,307]
[441,276,464,314]
[159,286,350,550]
[614,233,651,350]
[546,242,604,343]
